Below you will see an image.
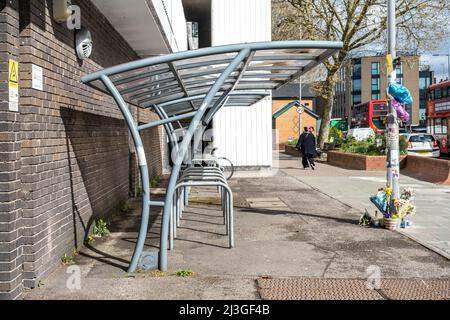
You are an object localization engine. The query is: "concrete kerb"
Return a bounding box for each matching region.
[397,230,450,261]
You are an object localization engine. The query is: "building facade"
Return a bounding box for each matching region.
[0,0,188,300]
[419,69,435,127]
[272,83,317,146]
[272,101,318,146]
[334,54,420,127]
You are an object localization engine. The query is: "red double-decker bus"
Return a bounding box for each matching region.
[427,80,450,154]
[351,100,388,134]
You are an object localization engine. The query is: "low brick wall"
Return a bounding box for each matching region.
[284,145,300,157]
[402,156,450,185]
[327,151,407,171]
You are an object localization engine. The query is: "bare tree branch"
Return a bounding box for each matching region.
[272,0,450,148]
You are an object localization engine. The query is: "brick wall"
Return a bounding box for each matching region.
[402,156,450,185]
[327,151,407,171]
[0,0,165,299]
[0,0,23,300]
[272,99,317,144]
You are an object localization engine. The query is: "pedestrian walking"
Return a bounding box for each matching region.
[296,127,313,169]
[304,127,317,170]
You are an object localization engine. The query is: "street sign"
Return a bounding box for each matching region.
[297,106,304,114]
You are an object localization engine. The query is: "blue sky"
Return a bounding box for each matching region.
[422,38,450,82]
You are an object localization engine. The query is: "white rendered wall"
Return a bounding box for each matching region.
[152,0,188,52]
[211,0,273,167]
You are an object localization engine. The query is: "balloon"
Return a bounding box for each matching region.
[392,99,410,123]
[388,83,413,105]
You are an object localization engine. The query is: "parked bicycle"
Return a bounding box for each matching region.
[192,147,235,180]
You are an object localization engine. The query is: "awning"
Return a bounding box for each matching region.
[81,41,342,117]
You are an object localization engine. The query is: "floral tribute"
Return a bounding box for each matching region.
[369,187,416,229]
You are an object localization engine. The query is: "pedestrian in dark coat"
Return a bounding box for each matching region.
[303,127,317,170]
[296,127,312,169]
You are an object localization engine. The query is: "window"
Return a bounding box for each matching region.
[419,77,430,90]
[373,104,386,111]
[434,118,442,134]
[353,61,361,78]
[353,94,361,105]
[353,79,362,91]
[371,78,380,91]
[429,90,434,101]
[427,119,433,134]
[405,104,412,124]
[409,135,435,143]
[436,88,442,99]
[419,78,425,90]
[371,77,380,100]
[420,100,426,109]
[419,109,426,124]
[372,118,386,130]
[396,63,403,76]
[371,62,380,76]
[443,87,448,98]
[395,62,403,84]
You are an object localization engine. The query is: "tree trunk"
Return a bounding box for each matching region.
[317,72,338,149]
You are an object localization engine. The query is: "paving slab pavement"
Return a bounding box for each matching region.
[23,154,450,300]
[279,153,450,260]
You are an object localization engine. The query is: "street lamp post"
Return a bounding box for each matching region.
[386,0,401,207]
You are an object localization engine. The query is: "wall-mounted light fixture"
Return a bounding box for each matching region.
[75,27,93,60]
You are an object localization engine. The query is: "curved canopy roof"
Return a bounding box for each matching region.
[81,41,342,117]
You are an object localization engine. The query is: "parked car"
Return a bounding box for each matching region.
[403,133,440,158]
[347,127,375,141]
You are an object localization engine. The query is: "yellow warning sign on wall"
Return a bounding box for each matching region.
[8,59,19,112]
[9,59,19,89]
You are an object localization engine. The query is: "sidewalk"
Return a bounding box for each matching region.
[279,153,450,260]
[23,154,450,300]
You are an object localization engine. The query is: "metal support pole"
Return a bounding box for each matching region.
[387,0,400,206]
[153,105,181,175]
[153,105,180,155]
[159,49,250,271]
[299,77,303,134]
[138,111,197,131]
[100,75,151,273]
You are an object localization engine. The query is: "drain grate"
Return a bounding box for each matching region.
[379,279,450,300]
[257,278,450,300]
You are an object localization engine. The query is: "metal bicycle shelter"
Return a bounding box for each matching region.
[81,41,343,272]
